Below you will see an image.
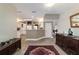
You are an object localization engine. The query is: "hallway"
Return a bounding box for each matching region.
[14,36,67,55]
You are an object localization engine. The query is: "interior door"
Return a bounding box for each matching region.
[45,22,53,38]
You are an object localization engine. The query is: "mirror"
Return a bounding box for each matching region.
[70,13,79,28]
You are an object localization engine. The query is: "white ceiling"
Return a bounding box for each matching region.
[13,3,79,19]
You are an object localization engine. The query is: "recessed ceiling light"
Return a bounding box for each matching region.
[45,3,55,7]
[17,18,22,22]
[32,11,36,13]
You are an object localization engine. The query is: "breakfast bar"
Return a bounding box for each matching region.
[26,30,45,40]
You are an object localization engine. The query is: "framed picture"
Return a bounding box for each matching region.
[70,13,79,28]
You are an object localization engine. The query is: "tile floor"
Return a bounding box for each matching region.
[14,36,67,55]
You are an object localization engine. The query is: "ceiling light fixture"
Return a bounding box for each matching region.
[17,18,22,22]
[32,11,36,13]
[45,3,55,7]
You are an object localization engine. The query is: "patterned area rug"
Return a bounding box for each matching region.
[24,45,59,55]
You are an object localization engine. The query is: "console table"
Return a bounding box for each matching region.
[0,38,21,55]
[56,33,79,55]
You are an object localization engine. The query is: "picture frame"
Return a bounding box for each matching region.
[70,13,79,28]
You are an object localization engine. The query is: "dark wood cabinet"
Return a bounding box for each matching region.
[56,34,79,55]
[0,38,21,55]
[56,34,63,47]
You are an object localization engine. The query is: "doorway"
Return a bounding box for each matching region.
[45,22,53,38]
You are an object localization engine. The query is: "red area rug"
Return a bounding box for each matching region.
[24,45,59,55]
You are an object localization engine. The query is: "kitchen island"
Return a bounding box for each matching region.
[26,30,45,40]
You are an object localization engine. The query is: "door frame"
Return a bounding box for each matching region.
[44,21,53,38]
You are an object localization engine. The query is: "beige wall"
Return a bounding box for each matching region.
[44,14,60,20]
[57,6,79,36]
[44,14,60,27]
[0,4,17,42]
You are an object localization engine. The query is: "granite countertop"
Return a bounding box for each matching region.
[0,38,20,50]
[57,33,79,40]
